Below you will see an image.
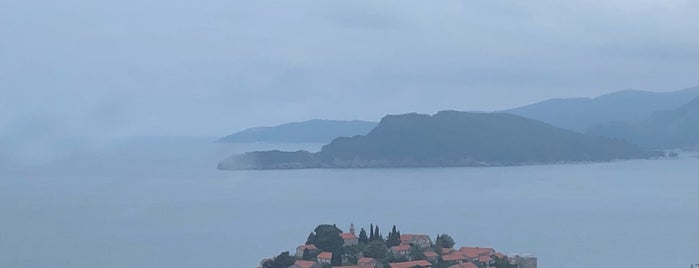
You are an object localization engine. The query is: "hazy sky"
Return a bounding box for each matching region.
[2,0,699,137]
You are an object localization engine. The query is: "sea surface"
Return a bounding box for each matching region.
[1,137,697,268]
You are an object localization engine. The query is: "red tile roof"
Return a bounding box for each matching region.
[389,260,433,268]
[317,252,332,260]
[391,245,412,251]
[458,247,495,258]
[447,262,478,268]
[294,260,318,268]
[358,257,375,264]
[341,232,358,240]
[478,255,492,263]
[463,263,478,268]
[400,234,430,242]
[441,248,455,255]
[442,252,467,261]
[423,251,438,258]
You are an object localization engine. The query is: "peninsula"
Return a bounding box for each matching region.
[218,111,661,170]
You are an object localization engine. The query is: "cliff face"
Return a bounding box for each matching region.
[218,111,661,170]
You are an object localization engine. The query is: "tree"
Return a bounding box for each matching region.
[386,225,401,247]
[386,254,410,263]
[369,224,374,241]
[410,245,426,261]
[311,225,344,266]
[358,228,369,244]
[331,251,342,266]
[343,245,360,265]
[313,225,343,252]
[306,232,317,245]
[363,241,388,259]
[302,248,319,261]
[372,225,384,242]
[262,251,295,268]
[493,256,516,268]
[302,248,311,260]
[435,234,455,249]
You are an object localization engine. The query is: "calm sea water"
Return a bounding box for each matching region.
[1,137,697,268]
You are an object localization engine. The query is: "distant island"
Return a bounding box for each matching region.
[259,223,536,268]
[217,119,377,143]
[505,86,699,132]
[588,96,699,150]
[218,111,661,170]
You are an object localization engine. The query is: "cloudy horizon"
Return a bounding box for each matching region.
[2,0,699,138]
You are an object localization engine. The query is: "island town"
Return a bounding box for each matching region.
[259,224,536,268]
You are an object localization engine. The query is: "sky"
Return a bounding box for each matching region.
[2,0,699,138]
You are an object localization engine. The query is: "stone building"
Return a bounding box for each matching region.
[509,255,537,268]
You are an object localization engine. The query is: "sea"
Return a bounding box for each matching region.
[1,137,697,268]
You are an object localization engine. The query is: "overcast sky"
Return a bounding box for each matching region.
[2,0,699,137]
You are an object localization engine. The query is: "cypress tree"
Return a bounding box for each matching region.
[358,228,369,244]
[436,233,455,249]
[369,224,374,241]
[386,225,401,247]
[374,225,383,242]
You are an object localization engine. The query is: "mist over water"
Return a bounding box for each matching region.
[1,138,697,268]
[3,1,699,267]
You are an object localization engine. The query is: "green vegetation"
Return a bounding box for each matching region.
[263,224,531,268]
[588,97,699,150]
[493,256,517,268]
[220,111,660,170]
[305,224,344,265]
[262,251,295,268]
[386,225,401,247]
[506,87,699,132]
[320,111,657,165]
[410,245,427,261]
[363,240,388,259]
[435,234,455,249]
[358,228,369,244]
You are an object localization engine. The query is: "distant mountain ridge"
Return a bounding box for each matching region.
[217,119,377,143]
[505,87,699,132]
[588,97,699,150]
[218,111,659,170]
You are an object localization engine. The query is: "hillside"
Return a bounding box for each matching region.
[218,111,659,170]
[588,97,699,150]
[217,119,377,143]
[505,87,699,132]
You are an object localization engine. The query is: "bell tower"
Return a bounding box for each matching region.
[349,223,355,235]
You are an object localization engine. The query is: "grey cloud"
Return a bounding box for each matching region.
[1,0,698,138]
